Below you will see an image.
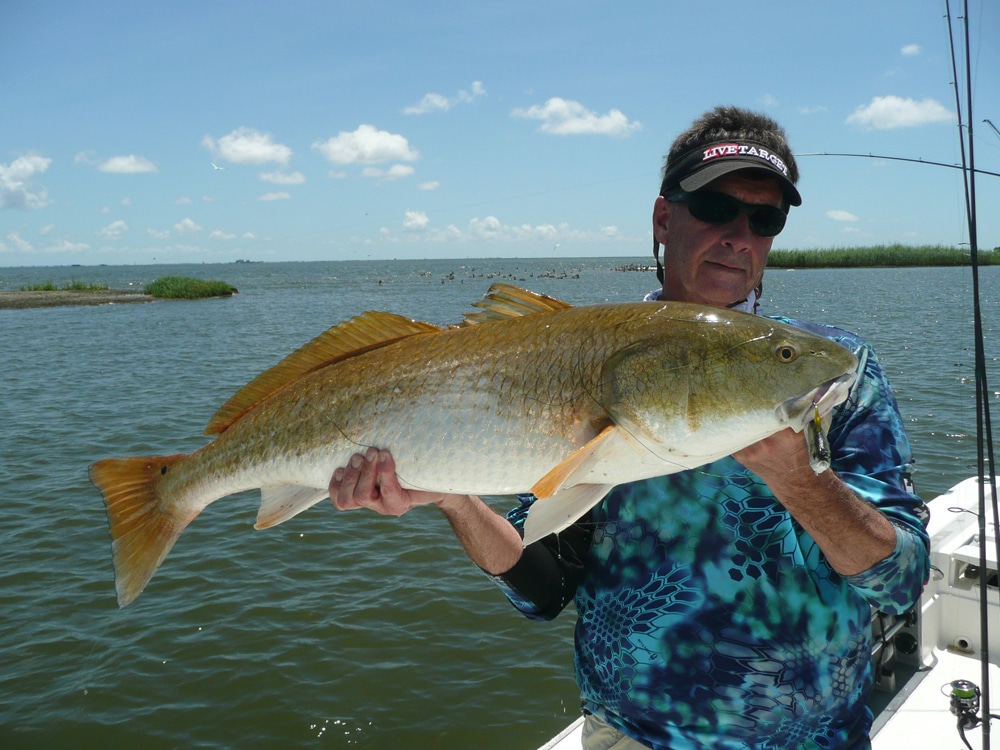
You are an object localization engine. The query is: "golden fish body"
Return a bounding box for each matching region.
[91,285,858,606]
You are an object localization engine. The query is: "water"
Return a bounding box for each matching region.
[1,259,997,749]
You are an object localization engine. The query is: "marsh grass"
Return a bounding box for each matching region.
[145,276,238,299]
[20,280,109,291]
[768,244,998,268]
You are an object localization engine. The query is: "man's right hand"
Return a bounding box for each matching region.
[328,447,523,575]
[329,447,455,516]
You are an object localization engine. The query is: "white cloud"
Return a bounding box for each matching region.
[386,164,415,179]
[901,44,922,56]
[312,124,419,165]
[403,210,430,231]
[39,224,54,236]
[243,232,256,239]
[1,231,34,253]
[259,170,306,185]
[174,218,202,232]
[403,81,486,114]
[469,215,502,237]
[511,97,641,136]
[405,93,450,114]
[418,181,440,191]
[826,210,859,222]
[44,239,90,254]
[259,191,291,201]
[376,215,625,246]
[203,127,292,165]
[0,154,53,210]
[148,228,170,239]
[96,219,128,239]
[798,105,828,115]
[210,229,237,240]
[175,196,192,205]
[363,164,415,181]
[98,154,158,173]
[846,96,953,129]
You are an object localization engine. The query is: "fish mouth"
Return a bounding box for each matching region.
[778,371,858,431]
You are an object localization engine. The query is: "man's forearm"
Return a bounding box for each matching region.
[735,429,897,576]
[435,494,523,575]
[766,468,897,576]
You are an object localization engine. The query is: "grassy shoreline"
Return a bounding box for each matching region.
[767,244,998,268]
[1,276,238,309]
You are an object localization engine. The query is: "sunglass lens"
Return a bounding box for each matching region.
[685,192,785,237]
[752,208,786,237]
[687,192,738,225]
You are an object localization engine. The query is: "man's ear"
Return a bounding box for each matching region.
[652,195,672,245]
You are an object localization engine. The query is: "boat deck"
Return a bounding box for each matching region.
[873,648,1000,749]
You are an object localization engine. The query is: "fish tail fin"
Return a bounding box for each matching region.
[89,454,193,608]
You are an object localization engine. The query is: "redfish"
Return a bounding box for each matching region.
[91,284,857,606]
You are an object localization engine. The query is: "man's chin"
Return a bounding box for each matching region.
[695,274,752,307]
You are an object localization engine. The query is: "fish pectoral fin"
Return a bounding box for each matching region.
[256,485,330,529]
[531,425,635,499]
[522,483,613,546]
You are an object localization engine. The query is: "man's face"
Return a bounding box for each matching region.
[652,173,784,308]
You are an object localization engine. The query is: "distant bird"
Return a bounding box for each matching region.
[211,163,225,171]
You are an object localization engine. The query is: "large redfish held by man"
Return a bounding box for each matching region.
[90,284,858,607]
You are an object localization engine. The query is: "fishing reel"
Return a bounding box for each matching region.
[948,679,981,729]
[945,679,1000,750]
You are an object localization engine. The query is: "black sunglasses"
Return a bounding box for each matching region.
[665,190,787,238]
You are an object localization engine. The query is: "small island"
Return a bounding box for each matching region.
[0,276,238,310]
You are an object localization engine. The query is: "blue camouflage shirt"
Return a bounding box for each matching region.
[491,319,930,750]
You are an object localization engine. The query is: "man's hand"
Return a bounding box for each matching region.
[329,447,453,516]
[732,427,813,481]
[328,447,523,574]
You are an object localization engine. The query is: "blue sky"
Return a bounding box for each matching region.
[1,0,997,267]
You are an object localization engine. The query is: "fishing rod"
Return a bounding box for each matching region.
[986,119,1000,142]
[945,0,1000,747]
[795,152,1000,181]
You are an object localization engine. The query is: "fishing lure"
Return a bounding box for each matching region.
[805,407,831,474]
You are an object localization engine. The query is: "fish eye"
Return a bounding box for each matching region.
[775,344,799,362]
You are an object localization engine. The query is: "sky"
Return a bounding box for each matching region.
[1,0,998,267]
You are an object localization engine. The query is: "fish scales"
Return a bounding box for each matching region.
[90,286,858,606]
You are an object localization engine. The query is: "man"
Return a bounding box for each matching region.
[329,107,930,749]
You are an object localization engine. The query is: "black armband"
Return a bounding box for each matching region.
[496,510,596,620]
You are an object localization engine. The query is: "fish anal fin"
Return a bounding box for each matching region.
[522,484,613,546]
[456,283,573,327]
[89,454,195,607]
[206,311,443,435]
[255,485,330,529]
[530,425,629,499]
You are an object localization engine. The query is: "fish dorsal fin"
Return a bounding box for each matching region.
[457,283,572,327]
[205,311,443,435]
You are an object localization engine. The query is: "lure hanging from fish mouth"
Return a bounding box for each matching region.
[805,407,831,474]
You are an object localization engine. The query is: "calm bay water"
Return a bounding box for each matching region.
[1,258,997,749]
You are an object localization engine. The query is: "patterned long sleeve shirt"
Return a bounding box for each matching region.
[490,319,930,750]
